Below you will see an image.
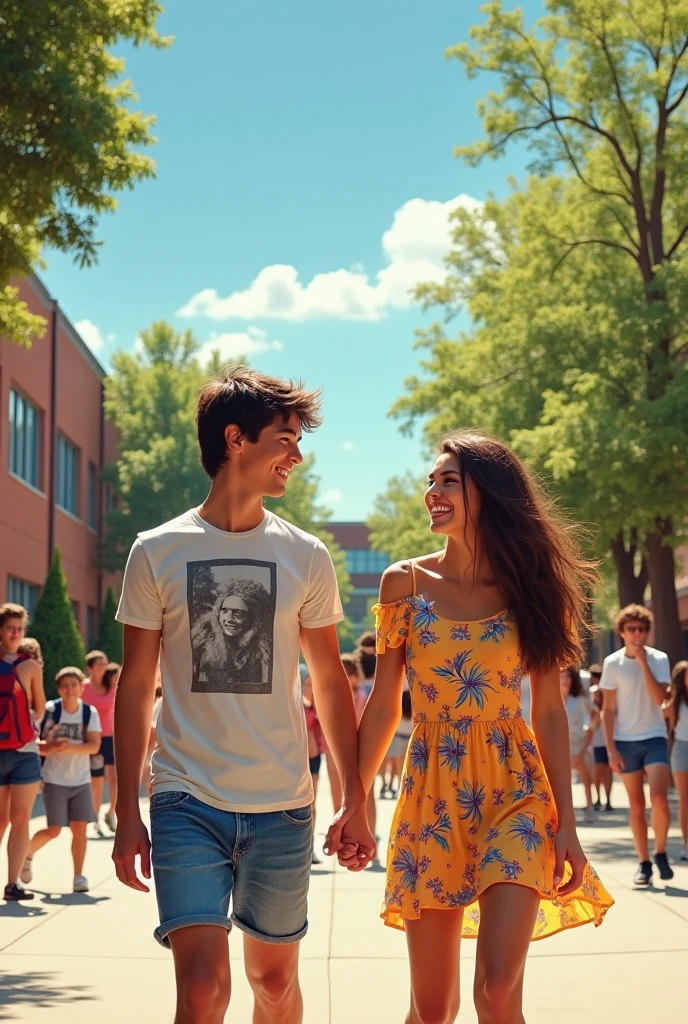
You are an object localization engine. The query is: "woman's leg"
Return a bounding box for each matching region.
[27,824,62,859]
[405,909,463,1024]
[0,786,10,848]
[91,775,104,819]
[602,764,613,807]
[7,783,40,886]
[70,821,88,877]
[105,763,118,816]
[473,883,539,1024]
[573,754,594,810]
[675,771,688,846]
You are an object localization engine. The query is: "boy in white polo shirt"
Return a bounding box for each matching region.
[601,604,672,886]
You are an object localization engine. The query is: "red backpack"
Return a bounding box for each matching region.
[0,655,37,750]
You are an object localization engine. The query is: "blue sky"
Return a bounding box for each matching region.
[43,0,541,520]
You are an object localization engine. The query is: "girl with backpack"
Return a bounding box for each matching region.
[0,603,45,901]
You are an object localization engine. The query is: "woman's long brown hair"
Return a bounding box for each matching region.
[670,661,688,717]
[440,430,598,674]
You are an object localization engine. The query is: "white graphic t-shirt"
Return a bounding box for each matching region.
[41,700,102,787]
[116,508,344,812]
[600,646,670,742]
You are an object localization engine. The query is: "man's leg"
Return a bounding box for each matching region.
[646,762,671,855]
[244,936,302,1024]
[620,770,648,861]
[0,785,10,848]
[7,782,40,885]
[70,821,88,877]
[169,925,231,1024]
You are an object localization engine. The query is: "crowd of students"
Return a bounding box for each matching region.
[0,602,154,899]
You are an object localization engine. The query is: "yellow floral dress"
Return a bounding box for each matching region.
[374,590,613,940]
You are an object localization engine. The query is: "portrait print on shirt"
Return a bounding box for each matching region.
[188,558,276,694]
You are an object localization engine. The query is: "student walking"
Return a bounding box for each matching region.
[83,652,119,835]
[601,604,673,886]
[112,367,373,1024]
[588,677,613,812]
[21,667,101,892]
[0,603,45,901]
[560,667,596,824]
[666,660,688,861]
[354,430,612,1024]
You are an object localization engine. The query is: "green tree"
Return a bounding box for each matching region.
[28,548,85,699]
[95,586,123,662]
[101,323,351,600]
[368,474,439,564]
[0,2,169,345]
[392,0,688,662]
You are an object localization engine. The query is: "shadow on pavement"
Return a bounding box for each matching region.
[0,903,47,920]
[36,890,111,907]
[0,971,94,1018]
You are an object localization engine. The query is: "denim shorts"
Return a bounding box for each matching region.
[90,735,114,777]
[594,746,609,766]
[0,750,42,787]
[615,736,669,774]
[150,790,313,948]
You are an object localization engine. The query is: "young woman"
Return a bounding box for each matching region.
[666,661,688,861]
[355,430,613,1024]
[383,689,414,799]
[83,655,119,835]
[588,682,613,812]
[560,667,596,824]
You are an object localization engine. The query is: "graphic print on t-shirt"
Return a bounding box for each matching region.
[188,558,276,694]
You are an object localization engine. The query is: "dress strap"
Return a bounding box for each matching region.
[410,559,417,596]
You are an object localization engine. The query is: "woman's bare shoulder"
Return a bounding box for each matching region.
[379,561,414,604]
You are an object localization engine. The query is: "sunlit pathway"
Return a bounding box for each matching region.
[1,778,687,1022]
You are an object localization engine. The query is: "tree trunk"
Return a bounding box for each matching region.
[609,531,650,607]
[645,517,683,666]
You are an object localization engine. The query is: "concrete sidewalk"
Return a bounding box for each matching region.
[2,780,688,1022]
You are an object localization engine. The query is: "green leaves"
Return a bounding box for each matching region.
[0,2,169,343]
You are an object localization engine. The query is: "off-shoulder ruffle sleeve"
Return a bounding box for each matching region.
[372,599,411,654]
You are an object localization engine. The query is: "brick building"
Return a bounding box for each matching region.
[0,275,118,647]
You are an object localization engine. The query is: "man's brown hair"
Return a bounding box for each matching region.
[0,603,28,628]
[341,653,360,678]
[614,603,653,635]
[196,366,323,478]
[356,630,376,650]
[56,666,85,685]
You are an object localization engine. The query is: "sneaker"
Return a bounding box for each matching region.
[633,861,653,886]
[654,852,674,881]
[584,807,596,824]
[91,821,105,839]
[379,783,388,798]
[594,799,602,811]
[104,810,117,833]
[604,803,613,812]
[680,847,688,862]
[73,875,89,893]
[4,883,34,901]
[20,858,33,885]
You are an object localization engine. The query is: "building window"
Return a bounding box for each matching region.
[87,462,98,530]
[57,433,80,516]
[87,605,98,648]
[9,388,41,489]
[8,577,39,620]
[344,549,390,575]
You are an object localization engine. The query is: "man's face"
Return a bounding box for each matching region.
[237,412,304,498]
[219,595,251,638]
[621,619,649,648]
[0,616,25,653]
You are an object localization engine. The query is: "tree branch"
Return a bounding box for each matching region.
[667,219,688,259]
[549,237,639,278]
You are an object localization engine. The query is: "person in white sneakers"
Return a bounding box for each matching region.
[601,604,672,886]
[22,667,101,893]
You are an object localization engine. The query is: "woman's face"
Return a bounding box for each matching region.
[424,451,481,537]
[559,671,572,698]
[219,595,251,638]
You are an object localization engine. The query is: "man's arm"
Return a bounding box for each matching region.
[112,624,161,892]
[300,624,374,865]
[601,688,624,773]
[636,647,670,705]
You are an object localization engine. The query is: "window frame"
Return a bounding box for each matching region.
[56,432,80,518]
[8,387,41,490]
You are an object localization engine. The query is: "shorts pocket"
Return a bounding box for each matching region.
[150,791,191,811]
[281,805,313,826]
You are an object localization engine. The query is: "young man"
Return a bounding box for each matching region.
[601,604,672,885]
[113,367,373,1024]
[0,603,45,901]
[21,667,101,892]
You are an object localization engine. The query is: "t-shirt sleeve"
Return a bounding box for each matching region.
[116,537,163,630]
[652,651,671,685]
[87,705,102,734]
[299,541,344,629]
[599,658,615,690]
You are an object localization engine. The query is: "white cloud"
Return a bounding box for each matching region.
[342,441,355,451]
[177,194,482,323]
[76,319,105,353]
[197,327,284,366]
[323,488,342,505]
